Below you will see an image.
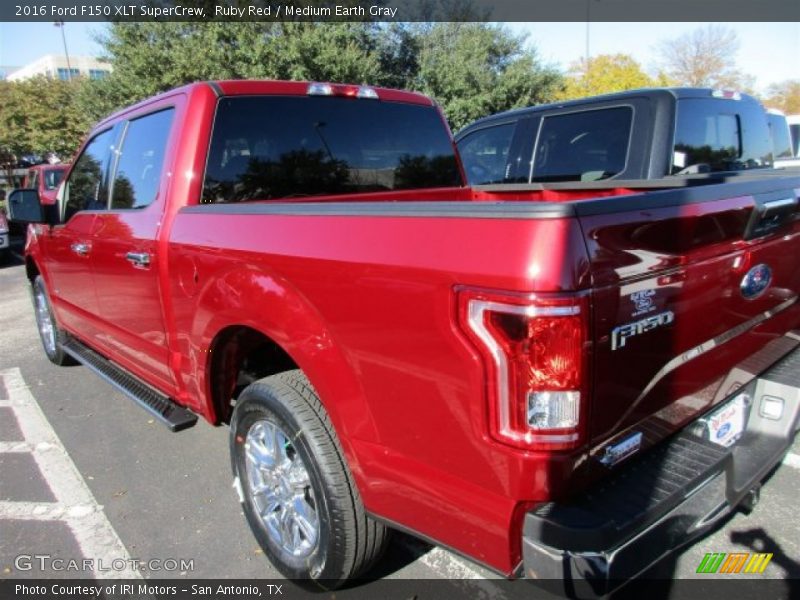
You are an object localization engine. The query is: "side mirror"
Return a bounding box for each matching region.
[8,189,46,224]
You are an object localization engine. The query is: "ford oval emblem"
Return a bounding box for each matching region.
[740,264,772,300]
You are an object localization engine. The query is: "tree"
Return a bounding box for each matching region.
[92,22,562,133]
[764,80,800,114]
[656,25,754,90]
[92,22,388,113]
[0,77,95,178]
[557,54,666,101]
[412,23,562,131]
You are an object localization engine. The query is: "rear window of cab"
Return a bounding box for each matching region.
[202,96,462,203]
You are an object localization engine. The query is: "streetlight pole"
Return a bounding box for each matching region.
[585,1,590,66]
[54,21,72,81]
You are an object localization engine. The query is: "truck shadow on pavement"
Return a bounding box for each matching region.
[730,526,800,578]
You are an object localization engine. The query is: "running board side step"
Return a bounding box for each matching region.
[61,336,198,432]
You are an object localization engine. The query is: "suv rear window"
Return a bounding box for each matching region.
[672,98,773,174]
[531,107,632,182]
[202,96,462,203]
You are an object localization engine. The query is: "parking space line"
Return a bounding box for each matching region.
[0,501,70,520]
[0,368,141,579]
[782,452,800,470]
[417,546,488,580]
[0,441,32,453]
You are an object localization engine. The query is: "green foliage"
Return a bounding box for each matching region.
[557,54,663,101]
[412,23,562,131]
[0,77,95,182]
[2,22,563,167]
[92,22,387,110]
[92,22,562,132]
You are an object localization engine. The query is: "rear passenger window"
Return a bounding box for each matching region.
[531,107,632,182]
[64,128,115,220]
[672,98,773,174]
[457,123,515,185]
[111,109,174,209]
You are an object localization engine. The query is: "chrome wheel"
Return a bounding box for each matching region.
[35,286,57,356]
[244,419,319,558]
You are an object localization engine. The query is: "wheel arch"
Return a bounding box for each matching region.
[189,265,380,472]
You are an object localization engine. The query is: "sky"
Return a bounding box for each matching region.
[1,21,798,94]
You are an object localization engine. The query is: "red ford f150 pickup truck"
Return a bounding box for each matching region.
[8,81,800,595]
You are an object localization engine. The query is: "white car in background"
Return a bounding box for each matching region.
[767,108,800,168]
[0,211,9,261]
[788,114,800,157]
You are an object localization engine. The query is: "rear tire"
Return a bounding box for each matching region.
[32,275,76,366]
[230,370,389,588]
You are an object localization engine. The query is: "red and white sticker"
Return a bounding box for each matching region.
[707,395,747,447]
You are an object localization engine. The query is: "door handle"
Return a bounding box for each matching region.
[125,251,151,268]
[70,242,90,256]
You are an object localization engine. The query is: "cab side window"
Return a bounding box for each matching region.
[457,123,515,185]
[111,109,175,209]
[532,107,632,182]
[64,128,115,221]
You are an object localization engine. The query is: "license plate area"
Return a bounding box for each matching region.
[702,394,749,447]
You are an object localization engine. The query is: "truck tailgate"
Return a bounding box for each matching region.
[577,179,800,448]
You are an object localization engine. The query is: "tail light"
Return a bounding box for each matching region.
[458,288,589,451]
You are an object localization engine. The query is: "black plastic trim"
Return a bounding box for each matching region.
[62,336,197,432]
[207,81,223,97]
[573,175,800,217]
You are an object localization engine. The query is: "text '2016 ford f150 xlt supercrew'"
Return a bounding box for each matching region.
[8,81,800,595]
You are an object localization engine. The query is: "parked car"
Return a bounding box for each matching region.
[0,210,9,260]
[455,88,776,185]
[9,81,800,596]
[22,163,69,205]
[788,114,800,157]
[767,108,800,168]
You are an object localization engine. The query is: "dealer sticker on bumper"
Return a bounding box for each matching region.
[705,394,747,447]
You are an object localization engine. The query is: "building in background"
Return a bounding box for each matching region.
[6,54,111,82]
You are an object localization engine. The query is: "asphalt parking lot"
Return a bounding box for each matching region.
[1,238,799,599]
